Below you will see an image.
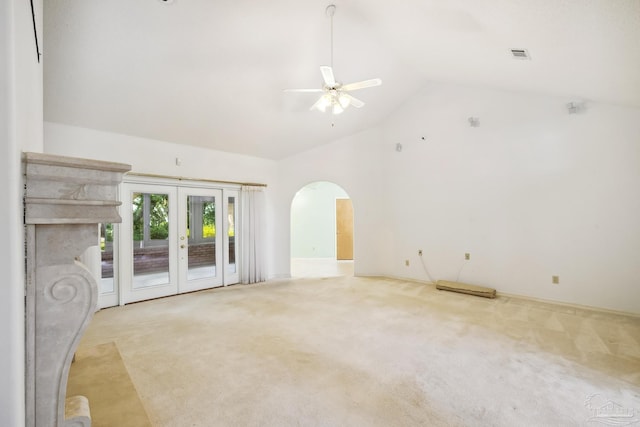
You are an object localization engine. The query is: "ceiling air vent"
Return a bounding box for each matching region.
[510,49,530,60]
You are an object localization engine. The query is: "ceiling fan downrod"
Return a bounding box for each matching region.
[326,4,336,70]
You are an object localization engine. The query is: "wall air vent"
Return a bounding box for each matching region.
[510,49,530,60]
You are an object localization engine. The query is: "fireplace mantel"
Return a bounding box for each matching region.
[23,152,131,427]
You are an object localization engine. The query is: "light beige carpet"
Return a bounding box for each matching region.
[71,276,640,426]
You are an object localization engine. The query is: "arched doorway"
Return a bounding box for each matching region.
[290,181,354,278]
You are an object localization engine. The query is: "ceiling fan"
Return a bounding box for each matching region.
[284,4,382,115]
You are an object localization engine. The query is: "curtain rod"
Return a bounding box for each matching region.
[125,172,267,188]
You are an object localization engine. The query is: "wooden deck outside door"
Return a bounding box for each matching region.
[336,199,353,260]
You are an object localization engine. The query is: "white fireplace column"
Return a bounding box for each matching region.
[23,152,131,427]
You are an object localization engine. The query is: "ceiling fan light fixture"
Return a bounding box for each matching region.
[338,93,351,108]
[332,103,344,115]
[314,94,332,112]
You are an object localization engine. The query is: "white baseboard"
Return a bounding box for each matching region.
[384,275,639,318]
[496,291,640,318]
[268,273,291,280]
[381,274,436,286]
[263,273,639,318]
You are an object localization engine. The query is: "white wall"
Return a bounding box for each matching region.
[275,128,388,277]
[381,83,640,314]
[273,82,640,314]
[44,122,276,184]
[1,0,44,425]
[291,181,349,258]
[44,123,280,277]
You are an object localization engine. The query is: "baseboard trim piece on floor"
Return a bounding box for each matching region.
[436,280,496,299]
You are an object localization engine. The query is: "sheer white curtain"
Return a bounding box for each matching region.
[240,185,266,284]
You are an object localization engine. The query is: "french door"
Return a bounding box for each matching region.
[116,181,239,305]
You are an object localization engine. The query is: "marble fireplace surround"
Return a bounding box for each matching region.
[24,152,131,427]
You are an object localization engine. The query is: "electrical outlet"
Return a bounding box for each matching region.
[418,249,423,256]
[405,260,410,266]
[552,275,559,284]
[465,253,470,260]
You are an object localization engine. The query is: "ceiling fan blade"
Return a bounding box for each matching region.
[320,66,336,87]
[283,88,324,93]
[344,93,365,108]
[341,78,382,91]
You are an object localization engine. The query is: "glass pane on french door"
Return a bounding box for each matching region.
[97,222,119,308]
[132,192,171,288]
[179,187,222,292]
[121,183,178,304]
[223,190,240,285]
[227,196,236,274]
[99,223,115,294]
[186,195,217,281]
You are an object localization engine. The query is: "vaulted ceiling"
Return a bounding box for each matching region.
[44,0,640,159]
